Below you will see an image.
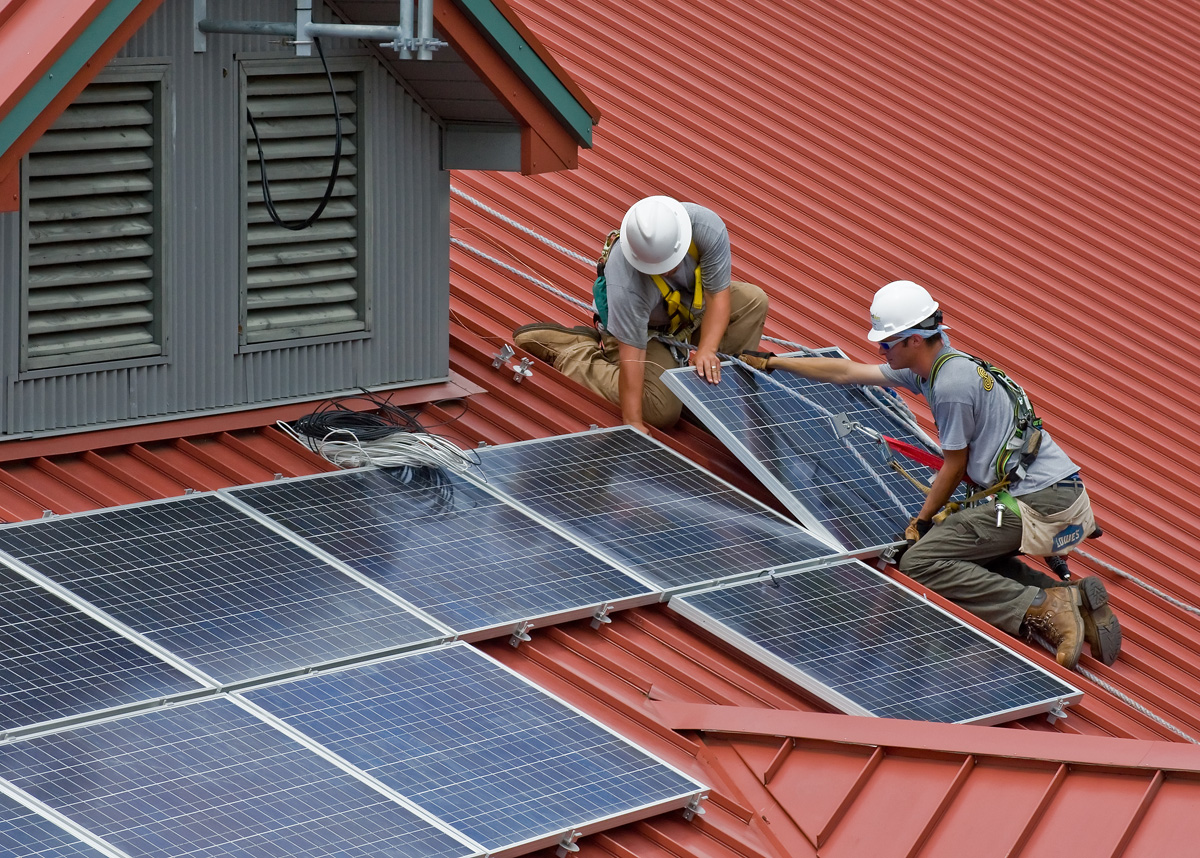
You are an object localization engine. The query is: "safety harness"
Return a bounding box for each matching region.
[927,351,1045,518]
[593,230,703,337]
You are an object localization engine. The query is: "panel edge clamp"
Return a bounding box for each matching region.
[555,830,583,857]
[682,792,708,821]
[509,620,534,648]
[590,603,613,629]
[1046,698,1070,724]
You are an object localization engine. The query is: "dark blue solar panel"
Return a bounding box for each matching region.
[0,495,441,685]
[671,561,1080,724]
[227,467,653,634]
[0,698,476,858]
[663,362,942,550]
[0,791,106,858]
[471,429,837,589]
[0,566,201,733]
[244,644,702,852]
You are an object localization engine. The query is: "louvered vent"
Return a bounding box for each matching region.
[243,68,364,344]
[23,78,161,370]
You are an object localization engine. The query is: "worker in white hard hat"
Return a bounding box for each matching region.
[514,196,768,432]
[737,280,1121,670]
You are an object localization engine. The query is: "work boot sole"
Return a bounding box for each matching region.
[1079,576,1122,666]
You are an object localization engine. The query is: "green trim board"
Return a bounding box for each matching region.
[454,0,594,147]
[0,0,148,161]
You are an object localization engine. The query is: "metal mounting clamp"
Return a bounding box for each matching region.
[509,620,534,648]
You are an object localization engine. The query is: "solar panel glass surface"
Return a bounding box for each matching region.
[663,364,939,550]
[244,644,703,851]
[0,567,201,733]
[671,561,1080,724]
[0,791,106,858]
[471,429,837,589]
[227,467,653,634]
[0,699,477,858]
[0,496,441,685]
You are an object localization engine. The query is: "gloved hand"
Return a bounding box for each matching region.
[737,350,775,372]
[904,517,932,545]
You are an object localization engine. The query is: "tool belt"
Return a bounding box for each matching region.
[1014,486,1095,556]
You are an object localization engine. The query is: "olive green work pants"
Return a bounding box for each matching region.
[898,482,1088,634]
[553,281,769,429]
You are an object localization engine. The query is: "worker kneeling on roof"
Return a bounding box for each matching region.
[738,280,1121,670]
[513,196,768,433]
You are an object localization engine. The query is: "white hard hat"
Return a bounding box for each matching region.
[867,280,940,342]
[620,196,692,275]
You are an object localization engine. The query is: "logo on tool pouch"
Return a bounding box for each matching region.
[1052,524,1084,552]
[976,366,994,391]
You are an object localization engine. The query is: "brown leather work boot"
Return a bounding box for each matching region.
[1074,576,1122,666]
[1023,586,1085,669]
[513,323,600,363]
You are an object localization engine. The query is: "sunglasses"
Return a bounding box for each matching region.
[879,335,910,352]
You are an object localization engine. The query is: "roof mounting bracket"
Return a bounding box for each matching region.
[492,344,515,368]
[509,620,534,648]
[194,0,447,57]
[555,830,582,857]
[590,603,613,629]
[1046,699,1070,724]
[512,357,534,383]
[682,792,708,821]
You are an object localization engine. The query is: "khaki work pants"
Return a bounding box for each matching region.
[554,281,769,429]
[898,482,1088,634]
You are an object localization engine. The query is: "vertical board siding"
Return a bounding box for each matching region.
[1,0,449,435]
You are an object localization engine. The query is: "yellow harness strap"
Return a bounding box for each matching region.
[650,242,702,334]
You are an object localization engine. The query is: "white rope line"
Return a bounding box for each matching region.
[450,237,594,314]
[1078,666,1199,743]
[1027,634,1198,743]
[1076,548,1200,618]
[451,185,595,266]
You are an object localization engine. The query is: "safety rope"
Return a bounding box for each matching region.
[1029,635,1198,743]
[450,237,594,315]
[451,186,596,266]
[1075,548,1200,618]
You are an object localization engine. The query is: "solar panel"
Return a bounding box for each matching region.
[0,567,202,735]
[670,560,1082,724]
[242,643,704,853]
[662,360,942,551]
[225,467,655,637]
[469,428,838,590]
[0,698,480,858]
[0,789,107,858]
[0,495,443,686]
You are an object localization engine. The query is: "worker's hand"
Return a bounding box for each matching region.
[691,347,722,384]
[628,421,651,435]
[904,517,932,545]
[736,351,775,372]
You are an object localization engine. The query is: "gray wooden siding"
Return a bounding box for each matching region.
[0,0,449,436]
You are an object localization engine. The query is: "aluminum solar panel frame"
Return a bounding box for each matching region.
[669,560,1083,725]
[468,427,841,592]
[661,359,940,552]
[0,698,482,858]
[0,787,110,858]
[241,642,706,857]
[0,566,204,739]
[223,466,658,641]
[0,494,446,688]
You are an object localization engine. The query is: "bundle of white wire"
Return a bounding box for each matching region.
[276,421,477,473]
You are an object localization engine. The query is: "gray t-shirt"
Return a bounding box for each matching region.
[602,202,733,348]
[880,346,1078,496]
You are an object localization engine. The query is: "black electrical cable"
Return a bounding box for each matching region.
[245,36,342,231]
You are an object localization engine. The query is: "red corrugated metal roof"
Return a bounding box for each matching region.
[5,0,1200,853]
